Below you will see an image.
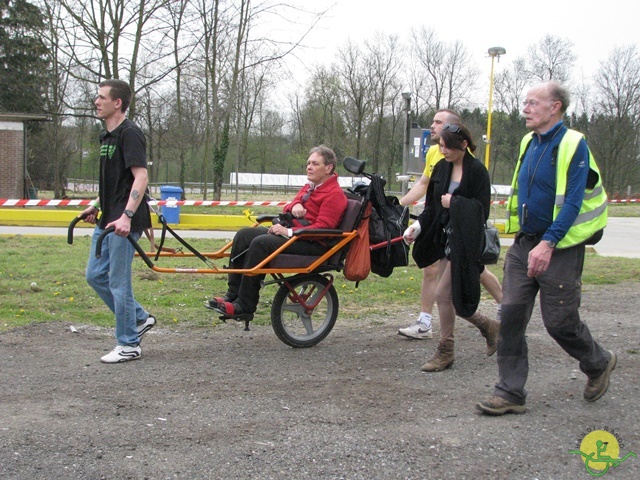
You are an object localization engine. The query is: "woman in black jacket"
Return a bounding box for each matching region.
[404,123,500,372]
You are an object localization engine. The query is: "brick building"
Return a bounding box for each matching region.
[0,113,49,199]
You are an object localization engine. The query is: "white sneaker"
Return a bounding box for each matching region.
[398,321,433,339]
[100,345,141,363]
[137,315,157,339]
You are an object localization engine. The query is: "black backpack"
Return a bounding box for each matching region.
[366,174,409,277]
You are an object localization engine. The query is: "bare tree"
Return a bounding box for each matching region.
[289,65,345,152]
[588,45,640,193]
[494,57,531,113]
[365,32,402,173]
[165,0,190,197]
[335,40,375,160]
[251,96,286,174]
[192,0,229,199]
[233,58,278,183]
[53,0,177,119]
[409,27,479,112]
[443,40,479,109]
[138,87,173,185]
[207,0,251,200]
[30,0,75,197]
[409,28,445,111]
[570,75,594,119]
[192,0,325,199]
[526,34,576,84]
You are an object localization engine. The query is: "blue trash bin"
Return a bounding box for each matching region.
[159,185,183,224]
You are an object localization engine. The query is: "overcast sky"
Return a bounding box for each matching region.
[272,0,639,107]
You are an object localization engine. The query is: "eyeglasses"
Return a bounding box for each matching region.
[522,99,542,108]
[522,98,559,108]
[442,123,461,133]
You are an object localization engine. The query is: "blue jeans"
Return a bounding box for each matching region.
[494,233,609,405]
[86,227,148,346]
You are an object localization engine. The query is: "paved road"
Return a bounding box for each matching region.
[499,217,639,258]
[1,217,638,257]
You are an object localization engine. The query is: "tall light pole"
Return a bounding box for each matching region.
[401,92,412,196]
[484,46,506,170]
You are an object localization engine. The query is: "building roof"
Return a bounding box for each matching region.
[0,113,49,122]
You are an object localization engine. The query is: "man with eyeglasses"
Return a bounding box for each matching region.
[477,81,612,415]
[207,145,348,322]
[397,110,502,340]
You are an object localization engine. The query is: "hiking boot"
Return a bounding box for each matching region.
[479,318,500,356]
[137,315,156,340]
[466,312,500,356]
[421,339,454,372]
[584,351,617,402]
[100,345,141,364]
[398,321,433,339]
[476,395,526,415]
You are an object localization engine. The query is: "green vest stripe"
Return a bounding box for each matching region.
[573,201,607,226]
[556,185,604,205]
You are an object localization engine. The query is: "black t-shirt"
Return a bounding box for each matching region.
[98,118,152,232]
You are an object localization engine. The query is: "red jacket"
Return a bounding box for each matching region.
[283,173,347,230]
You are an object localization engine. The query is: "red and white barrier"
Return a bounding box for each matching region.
[0,198,637,207]
[0,199,290,207]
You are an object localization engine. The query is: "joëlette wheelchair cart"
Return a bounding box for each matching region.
[68,157,408,348]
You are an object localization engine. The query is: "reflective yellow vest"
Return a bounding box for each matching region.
[505,129,607,249]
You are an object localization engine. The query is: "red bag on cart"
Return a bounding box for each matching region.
[344,203,372,282]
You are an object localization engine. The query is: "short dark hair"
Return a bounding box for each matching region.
[440,123,477,153]
[99,79,132,113]
[309,145,338,174]
[436,108,461,124]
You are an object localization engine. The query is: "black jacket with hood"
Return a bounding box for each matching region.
[412,151,491,316]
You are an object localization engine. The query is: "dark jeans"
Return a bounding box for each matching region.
[494,233,609,405]
[227,227,327,313]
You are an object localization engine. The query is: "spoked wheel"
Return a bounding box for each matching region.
[271,274,339,348]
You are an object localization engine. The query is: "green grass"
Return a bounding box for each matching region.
[488,202,639,222]
[1,235,638,332]
[605,203,640,217]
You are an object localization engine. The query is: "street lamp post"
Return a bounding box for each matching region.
[484,46,506,170]
[401,92,412,196]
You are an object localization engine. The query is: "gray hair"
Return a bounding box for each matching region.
[545,81,570,113]
[309,145,338,174]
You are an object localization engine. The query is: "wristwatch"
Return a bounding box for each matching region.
[124,209,135,219]
[545,240,557,249]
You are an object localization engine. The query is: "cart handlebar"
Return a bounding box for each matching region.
[94,227,155,268]
[67,214,89,245]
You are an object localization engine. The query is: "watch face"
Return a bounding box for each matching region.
[125,209,134,218]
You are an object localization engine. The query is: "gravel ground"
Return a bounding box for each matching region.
[1,282,639,480]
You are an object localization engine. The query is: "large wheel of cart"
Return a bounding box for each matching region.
[271,274,339,348]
